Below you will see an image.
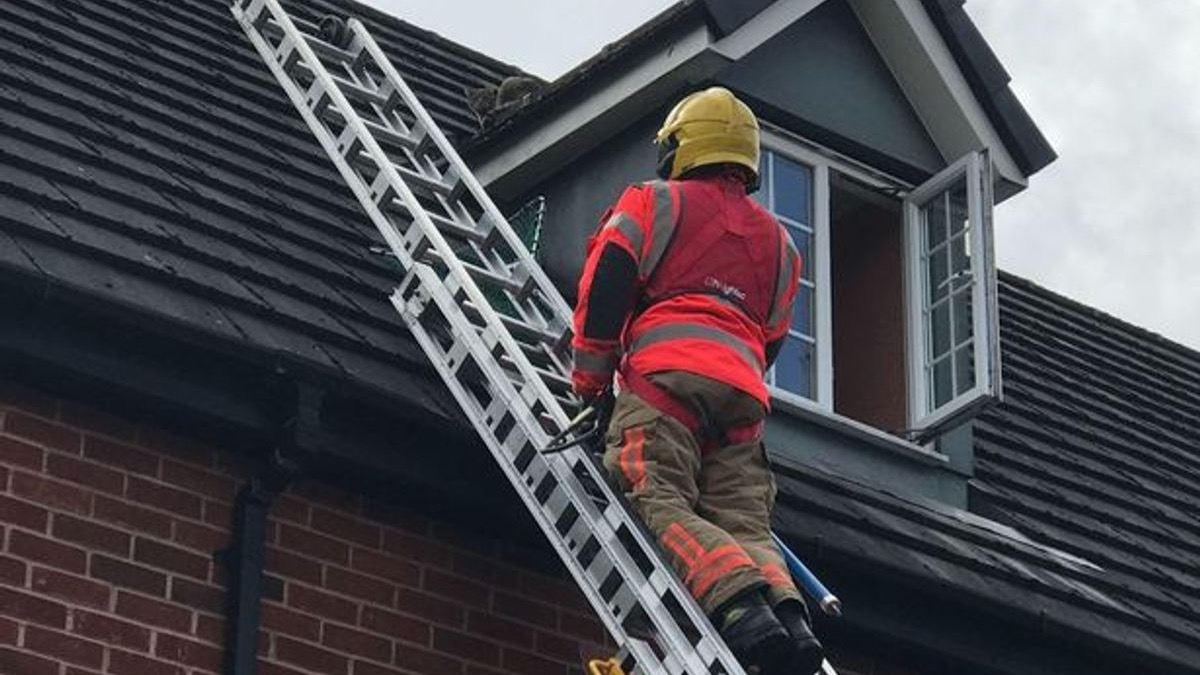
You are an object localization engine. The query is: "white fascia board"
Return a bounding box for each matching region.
[473,20,723,197]
[710,0,826,60]
[848,0,1027,192]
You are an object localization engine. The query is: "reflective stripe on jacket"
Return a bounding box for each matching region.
[572,174,801,405]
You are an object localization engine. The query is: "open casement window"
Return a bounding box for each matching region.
[905,150,1001,433]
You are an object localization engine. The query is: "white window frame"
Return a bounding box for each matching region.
[903,150,1001,432]
[759,134,833,410]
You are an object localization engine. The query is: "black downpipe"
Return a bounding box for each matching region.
[223,379,306,675]
[224,456,296,675]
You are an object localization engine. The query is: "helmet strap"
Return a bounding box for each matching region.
[656,134,679,180]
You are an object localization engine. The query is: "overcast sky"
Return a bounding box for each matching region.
[361,0,1200,352]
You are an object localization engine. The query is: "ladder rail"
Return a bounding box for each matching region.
[230,2,837,673]
[349,19,574,328]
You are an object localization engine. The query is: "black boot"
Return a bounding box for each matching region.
[774,598,825,675]
[711,589,793,674]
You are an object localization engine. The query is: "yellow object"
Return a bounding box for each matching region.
[587,657,627,675]
[655,86,760,185]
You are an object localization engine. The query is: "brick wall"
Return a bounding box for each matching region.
[0,382,611,675]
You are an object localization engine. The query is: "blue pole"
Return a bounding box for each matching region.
[772,532,842,617]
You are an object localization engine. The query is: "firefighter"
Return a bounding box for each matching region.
[571,87,824,675]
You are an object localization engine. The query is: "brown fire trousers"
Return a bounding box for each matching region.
[602,370,801,615]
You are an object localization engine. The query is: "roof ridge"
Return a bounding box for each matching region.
[317,0,534,80]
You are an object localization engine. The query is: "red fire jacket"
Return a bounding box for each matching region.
[572,173,801,406]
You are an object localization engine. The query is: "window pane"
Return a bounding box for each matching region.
[931,300,951,358]
[928,246,949,302]
[924,193,947,248]
[793,283,814,337]
[952,291,973,347]
[953,345,976,395]
[773,155,811,224]
[949,232,971,278]
[775,337,813,398]
[949,181,968,238]
[932,356,953,408]
[784,224,812,282]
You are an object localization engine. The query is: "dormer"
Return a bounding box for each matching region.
[467,0,1055,507]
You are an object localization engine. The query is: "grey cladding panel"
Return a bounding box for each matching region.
[722,0,943,174]
[525,113,662,301]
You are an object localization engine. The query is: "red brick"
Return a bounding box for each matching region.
[535,630,592,663]
[53,513,132,556]
[266,546,322,585]
[85,436,159,476]
[94,496,172,538]
[396,587,465,628]
[360,606,430,645]
[351,548,420,586]
[353,661,410,675]
[279,525,350,565]
[109,649,185,675]
[271,495,310,524]
[70,609,151,651]
[155,633,223,671]
[5,412,81,453]
[0,586,67,627]
[455,552,519,589]
[365,500,432,535]
[65,667,105,675]
[169,578,224,615]
[90,555,167,596]
[558,611,605,644]
[288,584,358,625]
[115,590,192,632]
[24,625,103,668]
[291,481,360,515]
[382,530,453,567]
[0,646,59,675]
[326,566,395,605]
[492,591,558,629]
[0,619,15,646]
[323,623,392,663]
[134,538,210,580]
[261,602,320,640]
[161,460,236,501]
[46,453,124,495]
[468,612,534,648]
[196,613,225,643]
[126,477,202,519]
[10,529,87,573]
[32,567,111,609]
[59,403,138,442]
[0,435,44,470]
[0,494,49,531]
[433,627,500,666]
[11,472,90,516]
[259,660,311,675]
[0,554,27,585]
[174,519,229,553]
[312,508,382,549]
[503,648,567,675]
[204,499,233,528]
[423,570,489,609]
[135,427,214,468]
[393,643,464,675]
[276,636,350,675]
[520,573,585,609]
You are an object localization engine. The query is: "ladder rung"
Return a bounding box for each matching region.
[386,199,489,245]
[262,19,358,68]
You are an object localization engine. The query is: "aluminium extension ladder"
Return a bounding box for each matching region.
[231,3,835,674]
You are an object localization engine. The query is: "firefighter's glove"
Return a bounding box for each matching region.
[572,369,612,403]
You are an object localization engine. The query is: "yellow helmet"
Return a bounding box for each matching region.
[655,87,760,188]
